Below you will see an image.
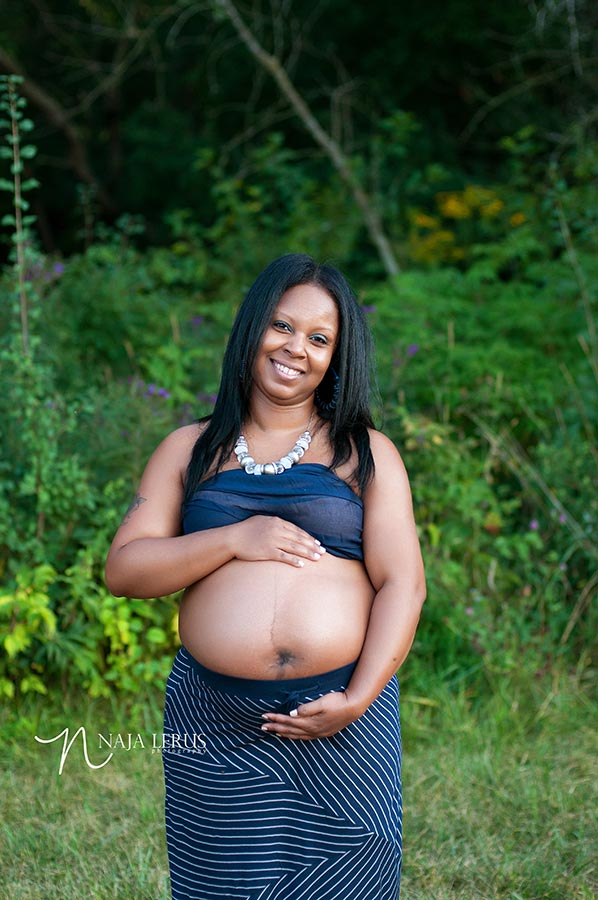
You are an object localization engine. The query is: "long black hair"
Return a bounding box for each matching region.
[183,253,375,501]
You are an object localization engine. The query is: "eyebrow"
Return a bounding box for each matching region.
[273,312,337,336]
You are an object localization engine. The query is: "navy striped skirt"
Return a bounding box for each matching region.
[163,647,402,899]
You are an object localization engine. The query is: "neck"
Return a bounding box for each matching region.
[246,392,316,436]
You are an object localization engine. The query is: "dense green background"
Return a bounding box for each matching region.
[1,3,597,897]
[0,0,596,702]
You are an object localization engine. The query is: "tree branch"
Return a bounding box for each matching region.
[211,0,400,276]
[459,62,573,144]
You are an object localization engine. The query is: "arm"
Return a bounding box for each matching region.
[261,430,426,738]
[339,430,426,714]
[105,425,325,599]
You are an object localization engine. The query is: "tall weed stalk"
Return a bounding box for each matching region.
[0,79,179,700]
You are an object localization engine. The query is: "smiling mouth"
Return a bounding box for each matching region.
[271,359,304,378]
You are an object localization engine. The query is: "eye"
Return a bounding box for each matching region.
[310,334,329,345]
[272,320,292,332]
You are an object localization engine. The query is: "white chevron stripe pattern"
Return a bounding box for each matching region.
[163,649,402,899]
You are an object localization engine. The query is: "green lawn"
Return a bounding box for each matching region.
[2,679,596,899]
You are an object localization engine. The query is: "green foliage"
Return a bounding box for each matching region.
[190,136,363,286]
[1,77,596,701]
[364,186,597,689]
[6,0,594,261]
[0,319,184,697]
[0,82,183,698]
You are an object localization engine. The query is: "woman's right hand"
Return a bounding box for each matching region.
[231,516,326,567]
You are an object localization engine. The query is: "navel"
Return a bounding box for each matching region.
[276,648,296,667]
[267,647,299,675]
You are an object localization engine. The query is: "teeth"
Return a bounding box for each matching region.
[273,361,301,376]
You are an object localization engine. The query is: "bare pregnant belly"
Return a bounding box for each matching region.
[178,552,374,679]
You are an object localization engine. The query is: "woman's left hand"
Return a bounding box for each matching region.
[260,690,361,740]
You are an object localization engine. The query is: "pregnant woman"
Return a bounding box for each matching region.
[105,253,426,900]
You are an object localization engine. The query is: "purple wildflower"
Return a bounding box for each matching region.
[361,305,377,314]
[406,344,420,356]
[465,607,474,616]
[196,392,218,405]
[146,383,156,396]
[529,519,539,531]
[559,562,567,571]
[53,261,65,276]
[157,387,171,398]
[558,513,566,524]
[191,316,204,328]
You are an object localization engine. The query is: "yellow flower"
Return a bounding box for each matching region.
[437,192,471,220]
[413,212,440,229]
[510,211,526,227]
[479,199,505,218]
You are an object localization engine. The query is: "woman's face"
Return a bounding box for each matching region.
[251,283,339,407]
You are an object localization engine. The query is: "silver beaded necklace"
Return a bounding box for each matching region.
[234,417,314,476]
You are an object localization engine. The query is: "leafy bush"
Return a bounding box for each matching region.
[1,77,596,700]
[0,79,184,698]
[364,195,597,690]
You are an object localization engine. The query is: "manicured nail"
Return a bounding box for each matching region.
[289,709,298,718]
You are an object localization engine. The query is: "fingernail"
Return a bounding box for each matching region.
[315,540,321,545]
[261,714,270,720]
[298,560,305,567]
[312,552,321,559]
[261,724,269,731]
[289,709,298,717]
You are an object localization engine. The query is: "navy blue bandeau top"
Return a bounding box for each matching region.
[182,463,363,561]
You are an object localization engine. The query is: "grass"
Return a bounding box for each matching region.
[2,676,597,900]
[2,693,169,900]
[400,679,598,899]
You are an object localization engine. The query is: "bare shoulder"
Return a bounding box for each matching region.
[362,429,413,513]
[160,422,205,453]
[367,428,408,476]
[151,422,205,469]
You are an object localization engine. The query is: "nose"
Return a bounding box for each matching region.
[283,330,307,357]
